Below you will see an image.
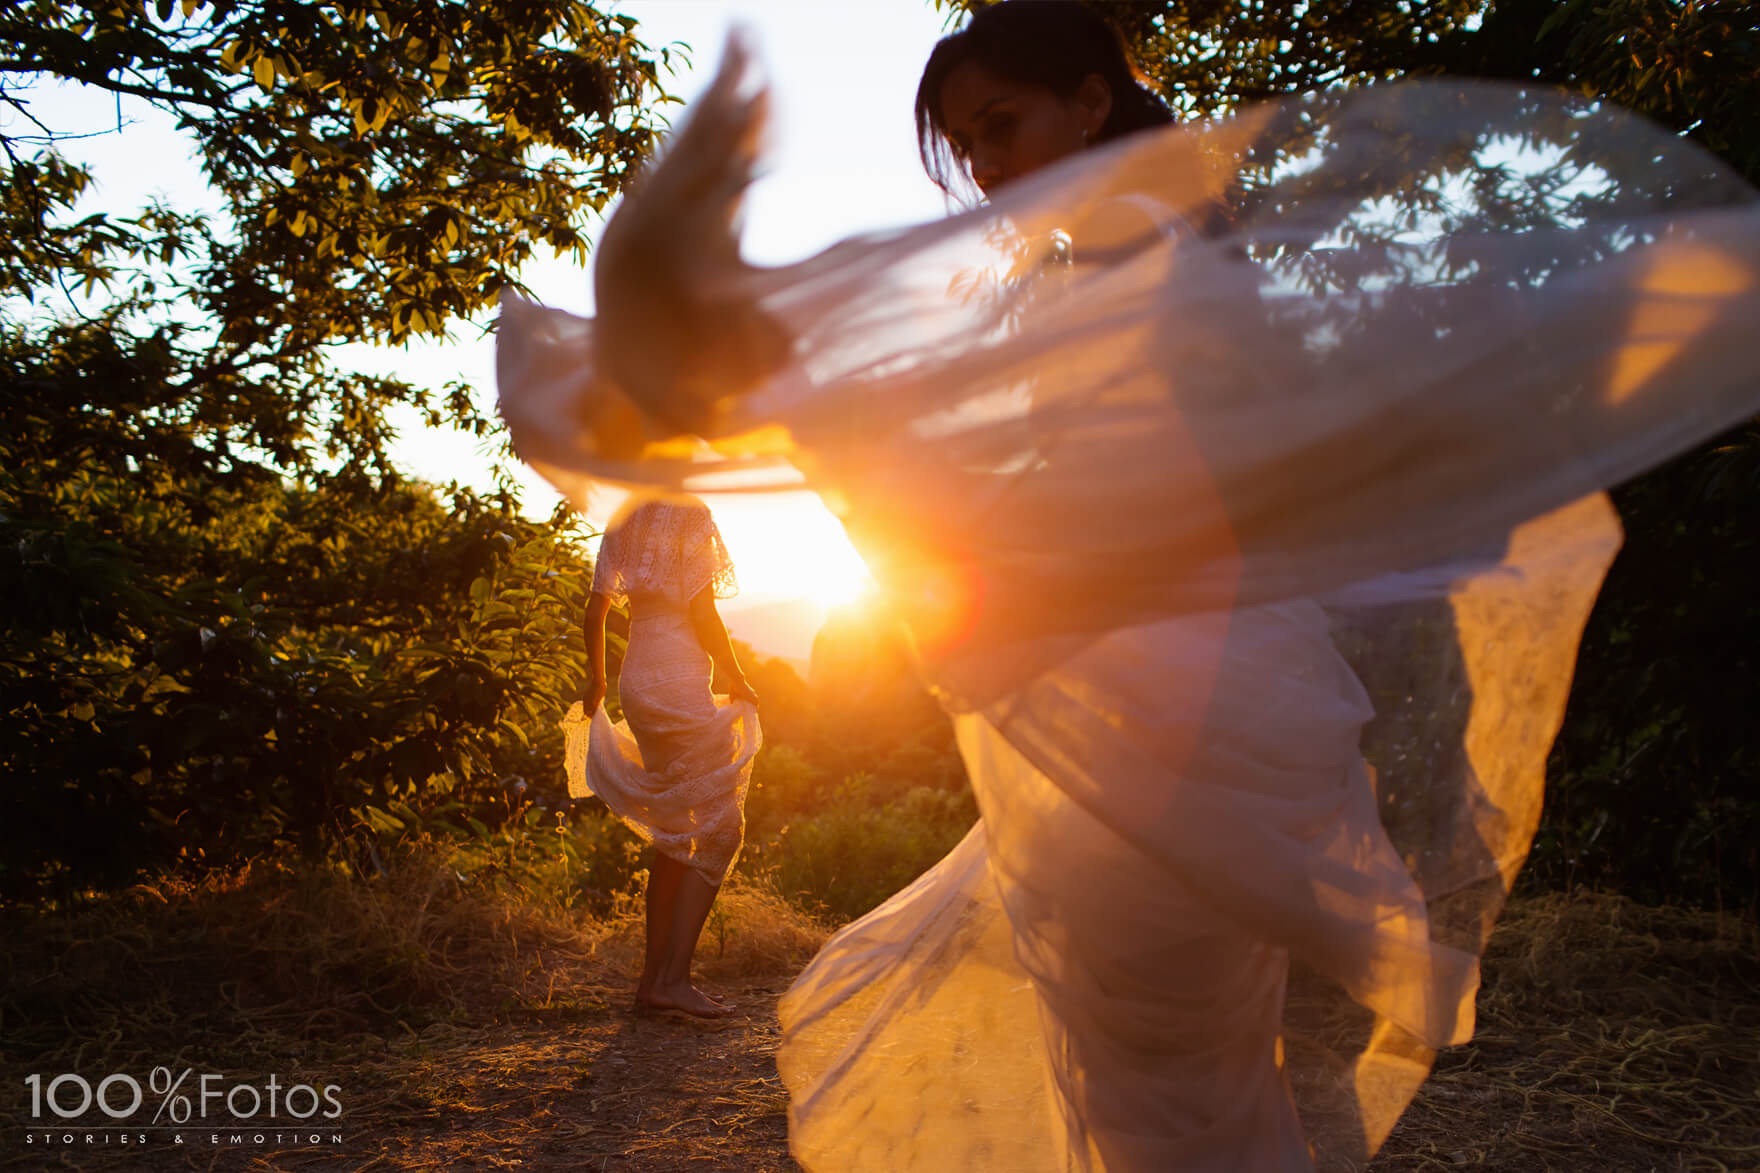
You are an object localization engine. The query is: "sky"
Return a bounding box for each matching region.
[350,0,960,614]
[21,0,965,647]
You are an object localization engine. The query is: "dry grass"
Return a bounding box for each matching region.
[2,860,1754,1172]
[0,849,824,1171]
[1375,893,1760,1172]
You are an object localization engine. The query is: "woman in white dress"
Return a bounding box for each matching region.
[500,1,1760,1162]
[567,494,761,1019]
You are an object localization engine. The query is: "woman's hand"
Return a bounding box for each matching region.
[582,674,607,716]
[594,31,791,436]
[726,675,761,708]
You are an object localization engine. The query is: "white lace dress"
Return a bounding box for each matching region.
[501,82,1760,1170]
[561,497,760,884]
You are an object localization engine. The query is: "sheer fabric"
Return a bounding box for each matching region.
[781,496,1616,1171]
[500,82,1760,1169]
[563,498,758,884]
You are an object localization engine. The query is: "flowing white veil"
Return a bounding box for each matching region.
[499,77,1760,1169]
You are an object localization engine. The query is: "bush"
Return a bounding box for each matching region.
[757,781,976,922]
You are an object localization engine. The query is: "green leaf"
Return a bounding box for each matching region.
[359,805,406,835]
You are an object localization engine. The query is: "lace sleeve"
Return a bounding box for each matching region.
[589,497,738,606]
[678,502,739,603]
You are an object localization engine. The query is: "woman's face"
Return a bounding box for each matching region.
[937,60,1111,197]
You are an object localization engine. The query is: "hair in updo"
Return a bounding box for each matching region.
[915,1,1175,196]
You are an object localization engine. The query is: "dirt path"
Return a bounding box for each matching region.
[347,981,797,1172]
[8,980,799,1173]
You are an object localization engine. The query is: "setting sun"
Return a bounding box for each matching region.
[711,491,875,609]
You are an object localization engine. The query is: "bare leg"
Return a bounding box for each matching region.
[641,865,732,1017]
[637,852,686,1002]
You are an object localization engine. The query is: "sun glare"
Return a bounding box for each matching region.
[712,492,875,610]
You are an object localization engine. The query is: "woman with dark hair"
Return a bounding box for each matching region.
[912,1,1174,199]
[498,0,1760,1166]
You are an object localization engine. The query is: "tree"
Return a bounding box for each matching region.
[2,0,675,465]
[0,1,675,899]
[2,0,672,340]
[934,0,1760,907]
[1064,0,1758,182]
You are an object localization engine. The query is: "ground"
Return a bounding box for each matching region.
[337,981,797,1172]
[4,874,1755,1172]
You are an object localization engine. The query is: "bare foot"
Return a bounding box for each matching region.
[638,983,736,1019]
[635,978,726,1007]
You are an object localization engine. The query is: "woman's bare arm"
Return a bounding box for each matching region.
[688,588,759,705]
[582,591,613,713]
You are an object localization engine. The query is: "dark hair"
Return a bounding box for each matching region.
[915,1,1174,196]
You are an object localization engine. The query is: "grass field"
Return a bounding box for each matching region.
[3,843,1755,1171]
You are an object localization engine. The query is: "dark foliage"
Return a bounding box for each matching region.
[0,0,673,900]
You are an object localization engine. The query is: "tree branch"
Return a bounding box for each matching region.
[0,60,243,110]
